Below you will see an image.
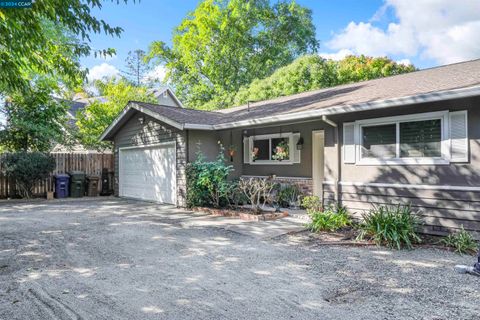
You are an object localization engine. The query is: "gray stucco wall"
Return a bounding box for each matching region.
[215,122,331,178]
[329,96,480,186]
[113,111,187,207]
[187,130,221,162]
[322,95,480,236]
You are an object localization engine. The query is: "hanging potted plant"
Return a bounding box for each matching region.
[227,145,236,162]
[272,140,289,161]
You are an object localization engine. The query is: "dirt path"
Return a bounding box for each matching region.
[0,199,478,319]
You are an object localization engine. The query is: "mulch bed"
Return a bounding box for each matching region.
[191,207,289,221]
[290,228,469,253]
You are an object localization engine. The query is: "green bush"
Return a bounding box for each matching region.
[277,184,301,207]
[358,204,422,250]
[3,152,56,198]
[301,195,322,212]
[307,204,351,232]
[441,226,478,255]
[186,148,234,208]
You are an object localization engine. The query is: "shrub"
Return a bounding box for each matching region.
[277,183,301,208]
[186,148,234,208]
[238,177,275,213]
[357,204,422,250]
[301,195,322,212]
[307,204,351,232]
[3,152,56,198]
[441,226,478,255]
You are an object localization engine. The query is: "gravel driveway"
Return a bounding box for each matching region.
[0,198,478,320]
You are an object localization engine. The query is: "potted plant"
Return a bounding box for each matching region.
[252,147,259,162]
[227,145,236,162]
[272,140,289,161]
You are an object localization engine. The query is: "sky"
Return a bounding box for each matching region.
[82,0,480,82]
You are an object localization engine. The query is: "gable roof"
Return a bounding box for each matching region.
[101,59,480,139]
[148,86,184,108]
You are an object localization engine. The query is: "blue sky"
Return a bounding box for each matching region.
[82,0,480,82]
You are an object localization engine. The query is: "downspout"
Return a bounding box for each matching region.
[321,116,341,204]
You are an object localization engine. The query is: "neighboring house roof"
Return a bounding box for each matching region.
[101,59,480,139]
[148,86,184,108]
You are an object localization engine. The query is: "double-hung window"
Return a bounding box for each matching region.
[343,110,468,165]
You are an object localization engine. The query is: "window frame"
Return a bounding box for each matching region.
[354,111,450,165]
[248,132,294,165]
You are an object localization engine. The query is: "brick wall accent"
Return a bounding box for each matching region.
[240,175,313,195]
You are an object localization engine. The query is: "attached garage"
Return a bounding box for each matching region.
[100,101,224,207]
[119,143,176,204]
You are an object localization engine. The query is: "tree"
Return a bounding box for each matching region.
[123,49,151,86]
[0,0,129,95]
[76,79,157,150]
[234,55,416,107]
[0,79,73,152]
[3,152,56,199]
[336,55,416,83]
[146,0,318,110]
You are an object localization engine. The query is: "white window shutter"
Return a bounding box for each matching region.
[243,137,251,164]
[343,122,356,164]
[449,111,468,162]
[292,133,301,163]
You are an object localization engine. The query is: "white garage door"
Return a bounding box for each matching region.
[119,143,176,204]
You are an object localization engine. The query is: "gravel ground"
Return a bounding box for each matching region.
[0,198,478,320]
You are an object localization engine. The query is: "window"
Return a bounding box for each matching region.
[344,110,469,165]
[399,119,441,158]
[361,124,396,159]
[244,132,301,165]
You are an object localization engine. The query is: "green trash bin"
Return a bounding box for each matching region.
[68,171,86,198]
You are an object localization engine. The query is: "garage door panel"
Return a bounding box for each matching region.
[119,144,176,204]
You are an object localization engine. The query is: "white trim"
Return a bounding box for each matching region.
[323,180,480,192]
[118,141,177,205]
[100,102,185,141]
[354,110,450,165]
[184,123,214,130]
[248,132,294,165]
[212,85,480,130]
[118,141,176,151]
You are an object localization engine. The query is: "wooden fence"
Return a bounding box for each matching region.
[0,153,114,199]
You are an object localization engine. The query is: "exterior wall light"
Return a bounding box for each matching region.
[296,137,304,150]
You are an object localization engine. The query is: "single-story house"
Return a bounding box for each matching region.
[100,59,480,236]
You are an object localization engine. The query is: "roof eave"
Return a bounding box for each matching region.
[212,85,480,130]
[99,102,185,141]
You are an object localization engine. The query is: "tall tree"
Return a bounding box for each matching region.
[0,79,72,152]
[234,55,416,107]
[76,79,157,150]
[123,49,151,86]
[146,0,318,110]
[0,0,129,95]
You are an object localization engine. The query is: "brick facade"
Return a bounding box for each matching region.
[241,175,313,196]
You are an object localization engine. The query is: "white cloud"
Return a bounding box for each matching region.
[319,49,354,61]
[143,65,167,84]
[326,0,480,65]
[87,63,120,82]
[396,58,411,66]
